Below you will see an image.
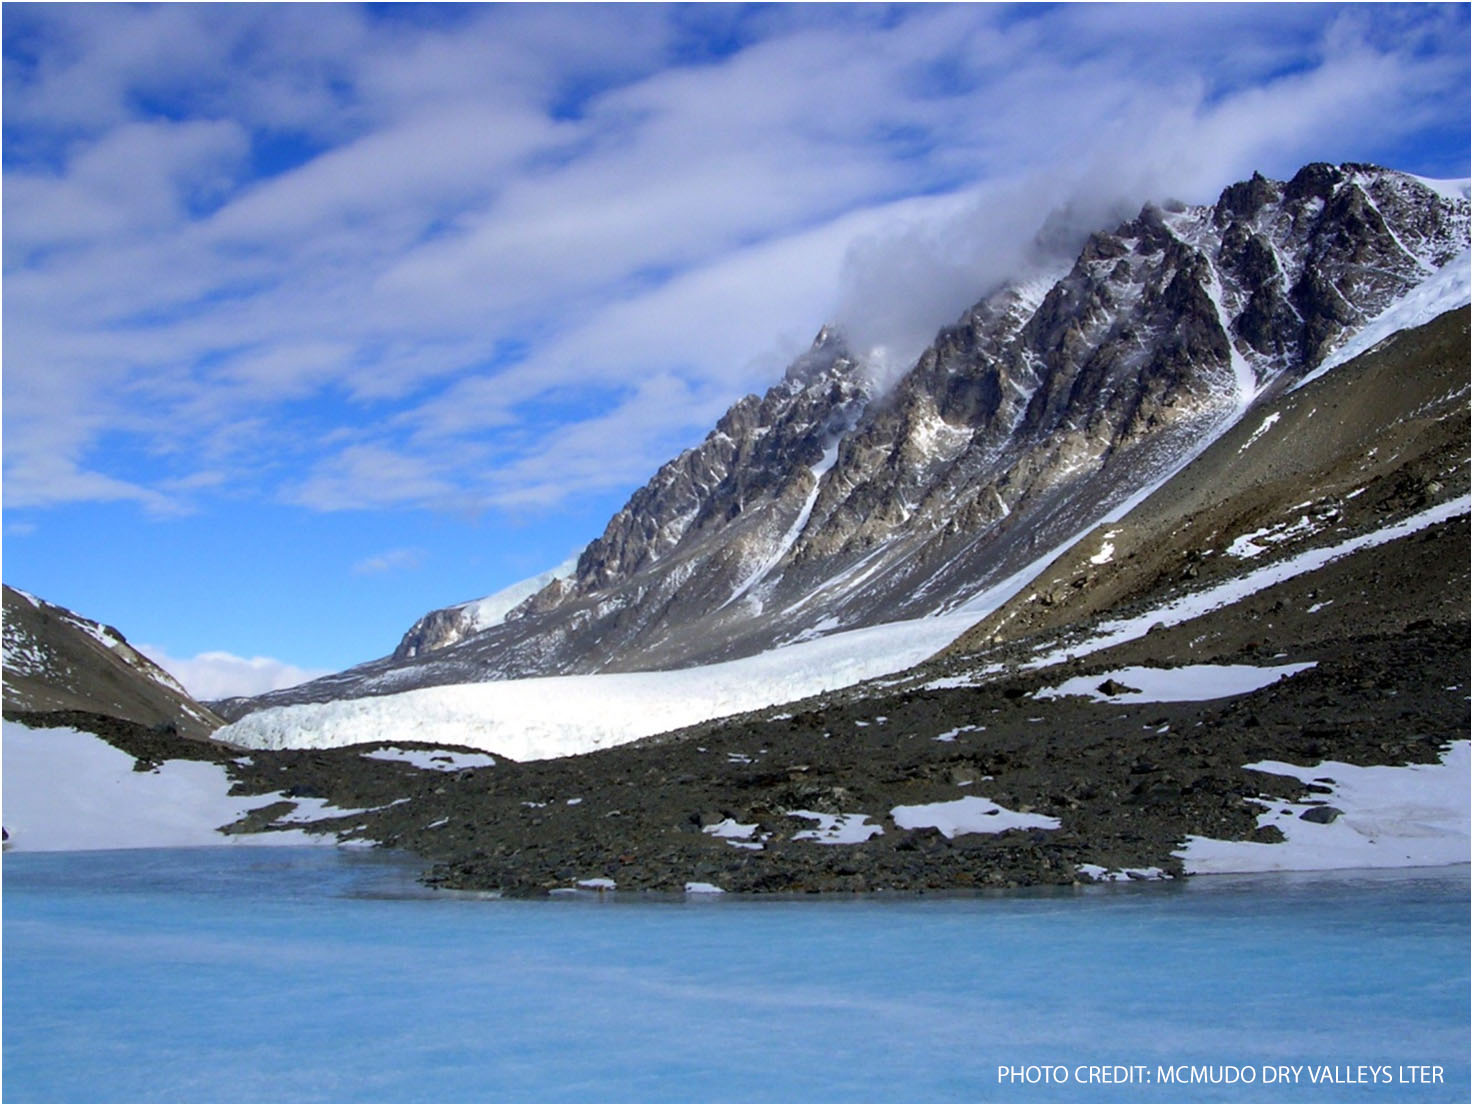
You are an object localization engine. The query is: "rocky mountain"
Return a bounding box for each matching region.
[224,162,1468,718]
[2,584,225,743]
[6,165,1467,895]
[218,304,1472,895]
[6,305,1466,888]
[395,557,579,660]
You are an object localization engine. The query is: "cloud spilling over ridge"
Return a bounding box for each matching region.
[833,177,1143,388]
[832,12,1471,381]
[4,2,1468,521]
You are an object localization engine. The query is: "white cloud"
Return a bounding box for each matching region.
[351,547,427,577]
[285,444,460,512]
[135,644,331,702]
[3,2,1466,525]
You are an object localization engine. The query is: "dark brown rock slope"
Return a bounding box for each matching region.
[2,585,226,745]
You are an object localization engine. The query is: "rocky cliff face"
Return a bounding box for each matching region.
[228,162,1468,716]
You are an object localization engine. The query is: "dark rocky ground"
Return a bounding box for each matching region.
[11,510,1464,896]
[395,513,1470,896]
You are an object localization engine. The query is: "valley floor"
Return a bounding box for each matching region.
[7,509,1467,896]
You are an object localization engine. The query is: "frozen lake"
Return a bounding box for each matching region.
[3,848,1468,1103]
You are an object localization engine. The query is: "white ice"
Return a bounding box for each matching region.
[217,608,982,761]
[360,747,497,771]
[1034,662,1315,704]
[891,795,1060,837]
[1,721,331,851]
[788,810,884,844]
[683,881,726,894]
[1177,741,1470,874]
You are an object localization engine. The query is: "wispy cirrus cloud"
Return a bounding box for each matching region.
[4,1,1468,525]
[351,547,427,578]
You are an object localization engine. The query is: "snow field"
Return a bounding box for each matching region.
[1,722,334,851]
[1177,741,1470,874]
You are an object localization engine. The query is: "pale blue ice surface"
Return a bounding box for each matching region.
[3,848,1467,1103]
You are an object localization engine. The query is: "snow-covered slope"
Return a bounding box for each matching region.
[0,721,325,850]
[395,558,579,659]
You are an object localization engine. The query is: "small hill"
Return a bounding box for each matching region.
[2,585,225,744]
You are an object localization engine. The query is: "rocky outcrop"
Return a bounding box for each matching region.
[394,559,578,660]
[522,325,871,612]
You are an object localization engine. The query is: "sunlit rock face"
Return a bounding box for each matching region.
[228,163,1467,713]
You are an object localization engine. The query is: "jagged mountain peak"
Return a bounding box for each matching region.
[782,324,852,387]
[229,162,1468,715]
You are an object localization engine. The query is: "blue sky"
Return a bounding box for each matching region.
[3,2,1469,697]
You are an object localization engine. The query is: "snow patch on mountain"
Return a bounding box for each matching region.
[1410,175,1472,203]
[1294,247,1471,392]
[456,558,580,631]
